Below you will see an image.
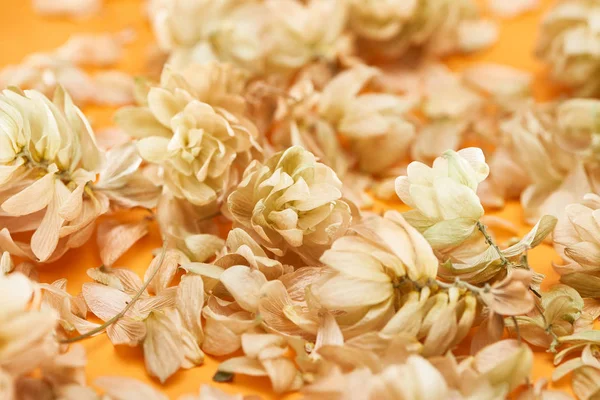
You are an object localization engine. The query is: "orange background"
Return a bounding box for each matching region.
[0,0,572,398]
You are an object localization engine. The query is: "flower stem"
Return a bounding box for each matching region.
[511,316,522,345]
[477,221,510,267]
[432,278,489,295]
[59,239,167,344]
[534,302,560,352]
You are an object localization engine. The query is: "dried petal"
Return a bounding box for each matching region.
[144,311,185,383]
[97,219,149,267]
[95,376,168,400]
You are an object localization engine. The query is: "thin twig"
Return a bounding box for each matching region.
[250,82,302,104]
[59,239,168,344]
[529,287,542,298]
[434,277,487,294]
[511,316,522,346]
[535,302,560,351]
[477,221,510,267]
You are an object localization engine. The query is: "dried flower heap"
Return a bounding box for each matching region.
[147,0,269,75]
[482,97,600,223]
[147,0,496,80]
[0,32,135,106]
[270,65,416,207]
[1,262,104,399]
[349,0,497,61]
[0,272,59,382]
[0,253,256,399]
[5,0,600,399]
[537,0,600,96]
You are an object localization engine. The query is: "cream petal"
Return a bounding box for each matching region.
[218,356,266,376]
[197,385,247,400]
[433,176,484,220]
[220,265,267,313]
[0,310,58,375]
[184,234,225,263]
[241,333,286,359]
[0,273,34,320]
[572,366,600,400]
[294,183,342,211]
[316,273,393,310]
[147,87,181,127]
[276,228,304,247]
[144,250,181,295]
[263,357,300,394]
[258,280,318,337]
[320,250,389,283]
[31,179,70,261]
[82,282,133,321]
[409,184,441,220]
[144,312,185,383]
[488,0,539,18]
[475,339,533,391]
[422,305,458,357]
[137,287,177,316]
[202,316,246,356]
[273,177,310,208]
[137,137,170,163]
[268,208,298,230]
[58,183,85,221]
[314,313,343,350]
[115,106,172,138]
[32,0,101,17]
[176,274,205,341]
[1,168,56,216]
[382,290,428,336]
[95,376,168,400]
[107,318,147,346]
[0,158,25,186]
[377,212,439,280]
[180,327,204,368]
[458,20,498,52]
[97,219,149,267]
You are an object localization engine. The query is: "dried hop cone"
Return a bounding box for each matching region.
[116,62,262,207]
[497,102,582,224]
[556,98,600,159]
[537,0,600,96]
[0,87,108,262]
[0,272,59,377]
[554,193,600,297]
[147,0,268,75]
[348,0,492,61]
[228,145,354,265]
[395,148,489,249]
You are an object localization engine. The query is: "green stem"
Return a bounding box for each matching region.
[59,239,167,344]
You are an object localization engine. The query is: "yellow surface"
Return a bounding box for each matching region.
[0,0,573,398]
